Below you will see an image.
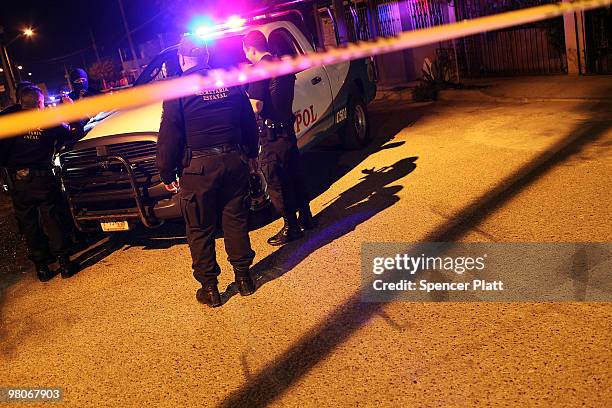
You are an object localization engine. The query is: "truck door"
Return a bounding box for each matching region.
[266,27,334,140]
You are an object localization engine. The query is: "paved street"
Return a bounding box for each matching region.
[1,92,611,406]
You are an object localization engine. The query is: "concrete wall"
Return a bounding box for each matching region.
[563,0,587,75]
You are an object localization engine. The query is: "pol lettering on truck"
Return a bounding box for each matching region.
[294,105,318,134]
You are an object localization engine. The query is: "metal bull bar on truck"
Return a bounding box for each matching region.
[60,154,163,232]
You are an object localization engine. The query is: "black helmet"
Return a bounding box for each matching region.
[248,170,270,211]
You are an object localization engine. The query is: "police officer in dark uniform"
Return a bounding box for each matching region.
[1,82,33,204]
[156,35,259,308]
[0,86,83,281]
[243,31,314,246]
[67,68,101,101]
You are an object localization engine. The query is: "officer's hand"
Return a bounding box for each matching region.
[61,95,74,104]
[248,158,259,174]
[164,180,180,193]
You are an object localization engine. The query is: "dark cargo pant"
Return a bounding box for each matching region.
[258,131,309,218]
[10,171,71,263]
[179,151,255,286]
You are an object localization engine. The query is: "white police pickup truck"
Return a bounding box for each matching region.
[58,7,377,232]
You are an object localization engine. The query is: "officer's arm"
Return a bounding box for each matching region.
[53,123,84,153]
[250,99,263,113]
[247,79,268,114]
[240,93,259,159]
[61,122,85,147]
[156,99,185,185]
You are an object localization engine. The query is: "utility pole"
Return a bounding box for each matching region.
[63,63,71,91]
[0,25,16,102]
[118,0,138,62]
[90,29,101,64]
[0,44,16,102]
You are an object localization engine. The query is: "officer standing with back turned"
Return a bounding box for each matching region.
[0,86,83,281]
[243,31,314,246]
[156,35,259,308]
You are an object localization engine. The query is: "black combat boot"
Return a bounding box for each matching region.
[298,206,316,231]
[196,284,222,308]
[267,215,303,246]
[234,269,256,297]
[35,263,54,282]
[58,256,79,279]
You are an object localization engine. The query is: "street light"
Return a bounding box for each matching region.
[2,27,35,101]
[7,28,35,46]
[28,72,32,76]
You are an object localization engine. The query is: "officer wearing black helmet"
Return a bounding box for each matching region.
[67,68,100,101]
[0,86,83,281]
[156,34,259,308]
[243,30,314,246]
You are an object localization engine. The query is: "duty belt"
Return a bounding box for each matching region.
[190,144,239,158]
[259,122,294,143]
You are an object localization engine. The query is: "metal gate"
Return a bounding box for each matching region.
[454,0,568,77]
[345,1,375,41]
[404,0,446,29]
[344,0,451,40]
[584,7,612,74]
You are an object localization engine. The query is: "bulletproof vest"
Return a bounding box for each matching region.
[180,85,246,150]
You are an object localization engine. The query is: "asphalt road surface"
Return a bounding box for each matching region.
[1,96,610,407]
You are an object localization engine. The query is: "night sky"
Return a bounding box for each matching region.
[1,0,262,93]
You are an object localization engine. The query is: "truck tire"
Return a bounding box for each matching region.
[342,91,370,150]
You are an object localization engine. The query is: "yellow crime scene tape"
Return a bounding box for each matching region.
[0,0,610,139]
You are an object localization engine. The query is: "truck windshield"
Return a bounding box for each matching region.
[134,35,248,86]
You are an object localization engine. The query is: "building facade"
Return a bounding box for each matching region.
[333,0,611,85]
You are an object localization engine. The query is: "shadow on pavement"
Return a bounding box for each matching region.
[222,156,418,301]
[219,103,428,300]
[217,99,611,408]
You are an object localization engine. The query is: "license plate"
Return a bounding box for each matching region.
[100,221,130,232]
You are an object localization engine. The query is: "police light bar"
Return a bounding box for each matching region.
[193,15,247,39]
[190,9,296,40]
[226,15,247,29]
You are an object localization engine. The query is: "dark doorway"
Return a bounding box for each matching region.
[584,7,612,74]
